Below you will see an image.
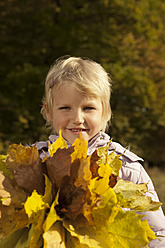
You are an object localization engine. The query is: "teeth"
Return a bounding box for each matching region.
[72,129,82,131]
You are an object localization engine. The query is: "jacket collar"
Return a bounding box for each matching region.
[49,131,112,155]
[48,132,143,161]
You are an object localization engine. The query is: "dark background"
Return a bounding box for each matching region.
[0,0,165,168]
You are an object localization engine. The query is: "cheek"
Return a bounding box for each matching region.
[88,113,102,129]
[52,114,67,129]
[51,111,60,130]
[95,112,103,130]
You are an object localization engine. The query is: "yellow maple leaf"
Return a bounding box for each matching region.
[68,205,156,248]
[86,159,112,207]
[90,167,111,196]
[6,144,39,170]
[141,219,157,243]
[96,143,122,176]
[43,221,66,248]
[23,191,48,248]
[96,143,109,164]
[71,132,88,163]
[43,190,61,233]
[24,175,52,220]
[24,190,47,219]
[48,130,68,158]
[83,186,117,224]
[106,207,156,248]
[107,151,122,176]
[43,175,53,206]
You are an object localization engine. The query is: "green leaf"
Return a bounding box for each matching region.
[0,155,13,179]
[29,211,45,248]
[114,179,162,211]
[0,228,30,248]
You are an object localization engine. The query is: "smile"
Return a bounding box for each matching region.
[68,128,88,132]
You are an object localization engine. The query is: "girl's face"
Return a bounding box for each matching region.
[48,85,103,144]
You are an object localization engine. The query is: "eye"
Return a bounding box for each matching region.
[59,106,70,110]
[83,106,95,111]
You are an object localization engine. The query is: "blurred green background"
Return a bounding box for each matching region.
[0,0,165,209]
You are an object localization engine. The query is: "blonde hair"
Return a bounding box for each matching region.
[41,56,112,131]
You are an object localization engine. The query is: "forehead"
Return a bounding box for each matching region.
[52,84,101,104]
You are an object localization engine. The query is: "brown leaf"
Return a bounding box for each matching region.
[57,178,86,220]
[73,158,91,191]
[46,147,74,189]
[51,157,86,221]
[13,158,45,195]
[90,150,100,179]
[65,187,86,220]
[56,158,91,220]
[109,174,118,188]
[6,144,45,195]
[0,204,28,238]
[69,159,81,183]
[0,171,29,237]
[0,173,27,207]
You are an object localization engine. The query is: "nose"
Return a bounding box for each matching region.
[72,109,84,124]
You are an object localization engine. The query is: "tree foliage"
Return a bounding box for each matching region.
[0,0,165,165]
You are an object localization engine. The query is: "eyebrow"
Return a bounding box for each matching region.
[54,97,100,107]
[55,102,70,106]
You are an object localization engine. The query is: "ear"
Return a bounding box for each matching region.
[44,103,52,121]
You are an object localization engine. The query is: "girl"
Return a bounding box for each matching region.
[39,56,165,247]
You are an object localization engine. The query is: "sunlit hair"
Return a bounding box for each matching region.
[41,56,112,131]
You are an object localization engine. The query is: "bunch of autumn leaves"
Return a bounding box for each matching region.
[0,133,162,248]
